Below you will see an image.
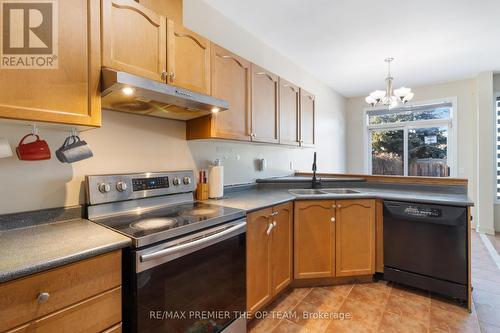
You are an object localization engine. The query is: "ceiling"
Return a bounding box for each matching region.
[204,0,500,97]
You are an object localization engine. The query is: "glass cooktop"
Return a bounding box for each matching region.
[93,202,245,247]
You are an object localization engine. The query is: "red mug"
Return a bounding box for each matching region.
[16,134,51,161]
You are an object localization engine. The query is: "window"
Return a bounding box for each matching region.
[496,97,500,199]
[366,100,455,177]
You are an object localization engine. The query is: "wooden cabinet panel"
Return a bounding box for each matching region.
[0,251,121,332]
[300,89,315,147]
[279,79,300,146]
[101,323,122,333]
[0,0,101,126]
[210,44,251,140]
[246,208,273,313]
[166,21,210,94]
[271,202,293,295]
[251,65,279,143]
[102,0,166,82]
[294,200,336,279]
[335,200,376,277]
[6,287,121,333]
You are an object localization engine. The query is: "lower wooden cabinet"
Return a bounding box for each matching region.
[0,251,122,333]
[247,202,293,314]
[294,199,376,280]
[294,200,336,279]
[335,200,376,277]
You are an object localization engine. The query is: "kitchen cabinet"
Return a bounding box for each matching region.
[279,79,300,146]
[335,199,376,277]
[0,251,122,333]
[246,207,273,314]
[186,44,251,141]
[251,65,279,143]
[166,21,211,95]
[294,200,336,279]
[300,89,315,147]
[0,0,101,126]
[102,0,166,83]
[247,202,293,314]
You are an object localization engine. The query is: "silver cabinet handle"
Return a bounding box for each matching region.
[140,222,246,262]
[37,292,50,303]
[161,70,168,81]
[266,223,274,235]
[331,217,336,222]
[332,204,336,208]
[269,211,278,217]
[337,204,342,209]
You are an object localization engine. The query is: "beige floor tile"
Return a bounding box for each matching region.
[377,311,428,333]
[429,306,480,333]
[348,283,391,308]
[272,319,314,333]
[288,300,333,332]
[385,294,430,323]
[320,283,354,297]
[301,287,346,312]
[390,284,431,306]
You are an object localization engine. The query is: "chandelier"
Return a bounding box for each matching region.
[365,58,414,108]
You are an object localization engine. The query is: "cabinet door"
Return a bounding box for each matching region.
[335,200,376,277]
[270,202,293,296]
[102,0,166,82]
[251,65,279,143]
[279,79,300,146]
[300,89,315,147]
[246,208,272,313]
[0,0,100,126]
[166,21,210,94]
[294,200,336,279]
[210,44,251,141]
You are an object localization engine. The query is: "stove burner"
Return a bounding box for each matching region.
[179,208,220,217]
[130,218,177,230]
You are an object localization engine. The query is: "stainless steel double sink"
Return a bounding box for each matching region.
[288,188,361,196]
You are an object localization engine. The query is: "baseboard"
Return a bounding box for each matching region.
[477,226,496,235]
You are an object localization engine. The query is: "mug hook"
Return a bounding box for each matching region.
[31,123,38,135]
[70,128,78,137]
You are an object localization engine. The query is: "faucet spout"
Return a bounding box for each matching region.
[311,152,321,189]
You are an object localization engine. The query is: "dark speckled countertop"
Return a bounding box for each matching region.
[0,206,130,283]
[206,179,474,212]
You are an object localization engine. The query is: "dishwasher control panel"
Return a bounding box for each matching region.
[403,206,442,218]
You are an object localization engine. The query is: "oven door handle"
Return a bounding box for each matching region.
[140,221,246,262]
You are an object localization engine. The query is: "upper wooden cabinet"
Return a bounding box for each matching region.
[166,21,211,94]
[279,79,300,146]
[294,200,336,279]
[0,0,101,126]
[186,44,251,140]
[335,199,376,277]
[300,89,315,147]
[251,65,279,143]
[102,0,166,82]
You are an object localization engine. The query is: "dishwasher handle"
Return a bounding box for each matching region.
[383,201,467,227]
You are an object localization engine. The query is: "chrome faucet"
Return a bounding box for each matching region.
[311,152,321,189]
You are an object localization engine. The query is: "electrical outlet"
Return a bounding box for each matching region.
[289,161,294,171]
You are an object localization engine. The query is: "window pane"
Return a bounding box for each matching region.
[371,129,404,175]
[408,127,449,177]
[368,106,451,125]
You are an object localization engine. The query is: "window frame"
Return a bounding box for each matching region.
[363,97,458,177]
[494,92,500,202]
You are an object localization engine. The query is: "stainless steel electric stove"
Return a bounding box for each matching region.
[86,171,247,333]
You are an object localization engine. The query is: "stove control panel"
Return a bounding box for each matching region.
[86,171,195,205]
[132,177,169,191]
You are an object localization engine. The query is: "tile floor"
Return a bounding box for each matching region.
[248,230,500,333]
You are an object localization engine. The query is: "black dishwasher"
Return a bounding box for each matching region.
[383,201,468,302]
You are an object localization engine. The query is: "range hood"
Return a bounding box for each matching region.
[101,68,229,121]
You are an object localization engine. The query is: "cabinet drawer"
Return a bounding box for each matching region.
[0,251,121,332]
[5,287,121,333]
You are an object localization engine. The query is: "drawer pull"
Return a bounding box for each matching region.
[37,292,50,303]
[330,217,336,222]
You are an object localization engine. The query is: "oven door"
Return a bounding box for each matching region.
[130,220,246,333]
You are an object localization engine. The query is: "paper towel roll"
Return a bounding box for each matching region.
[208,165,224,199]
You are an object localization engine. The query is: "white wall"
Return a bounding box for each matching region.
[493,74,500,232]
[0,0,346,215]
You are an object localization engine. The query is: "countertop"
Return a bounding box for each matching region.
[0,218,131,283]
[206,187,474,212]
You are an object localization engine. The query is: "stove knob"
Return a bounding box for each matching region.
[172,177,181,186]
[116,181,128,192]
[98,183,111,193]
[183,176,191,185]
